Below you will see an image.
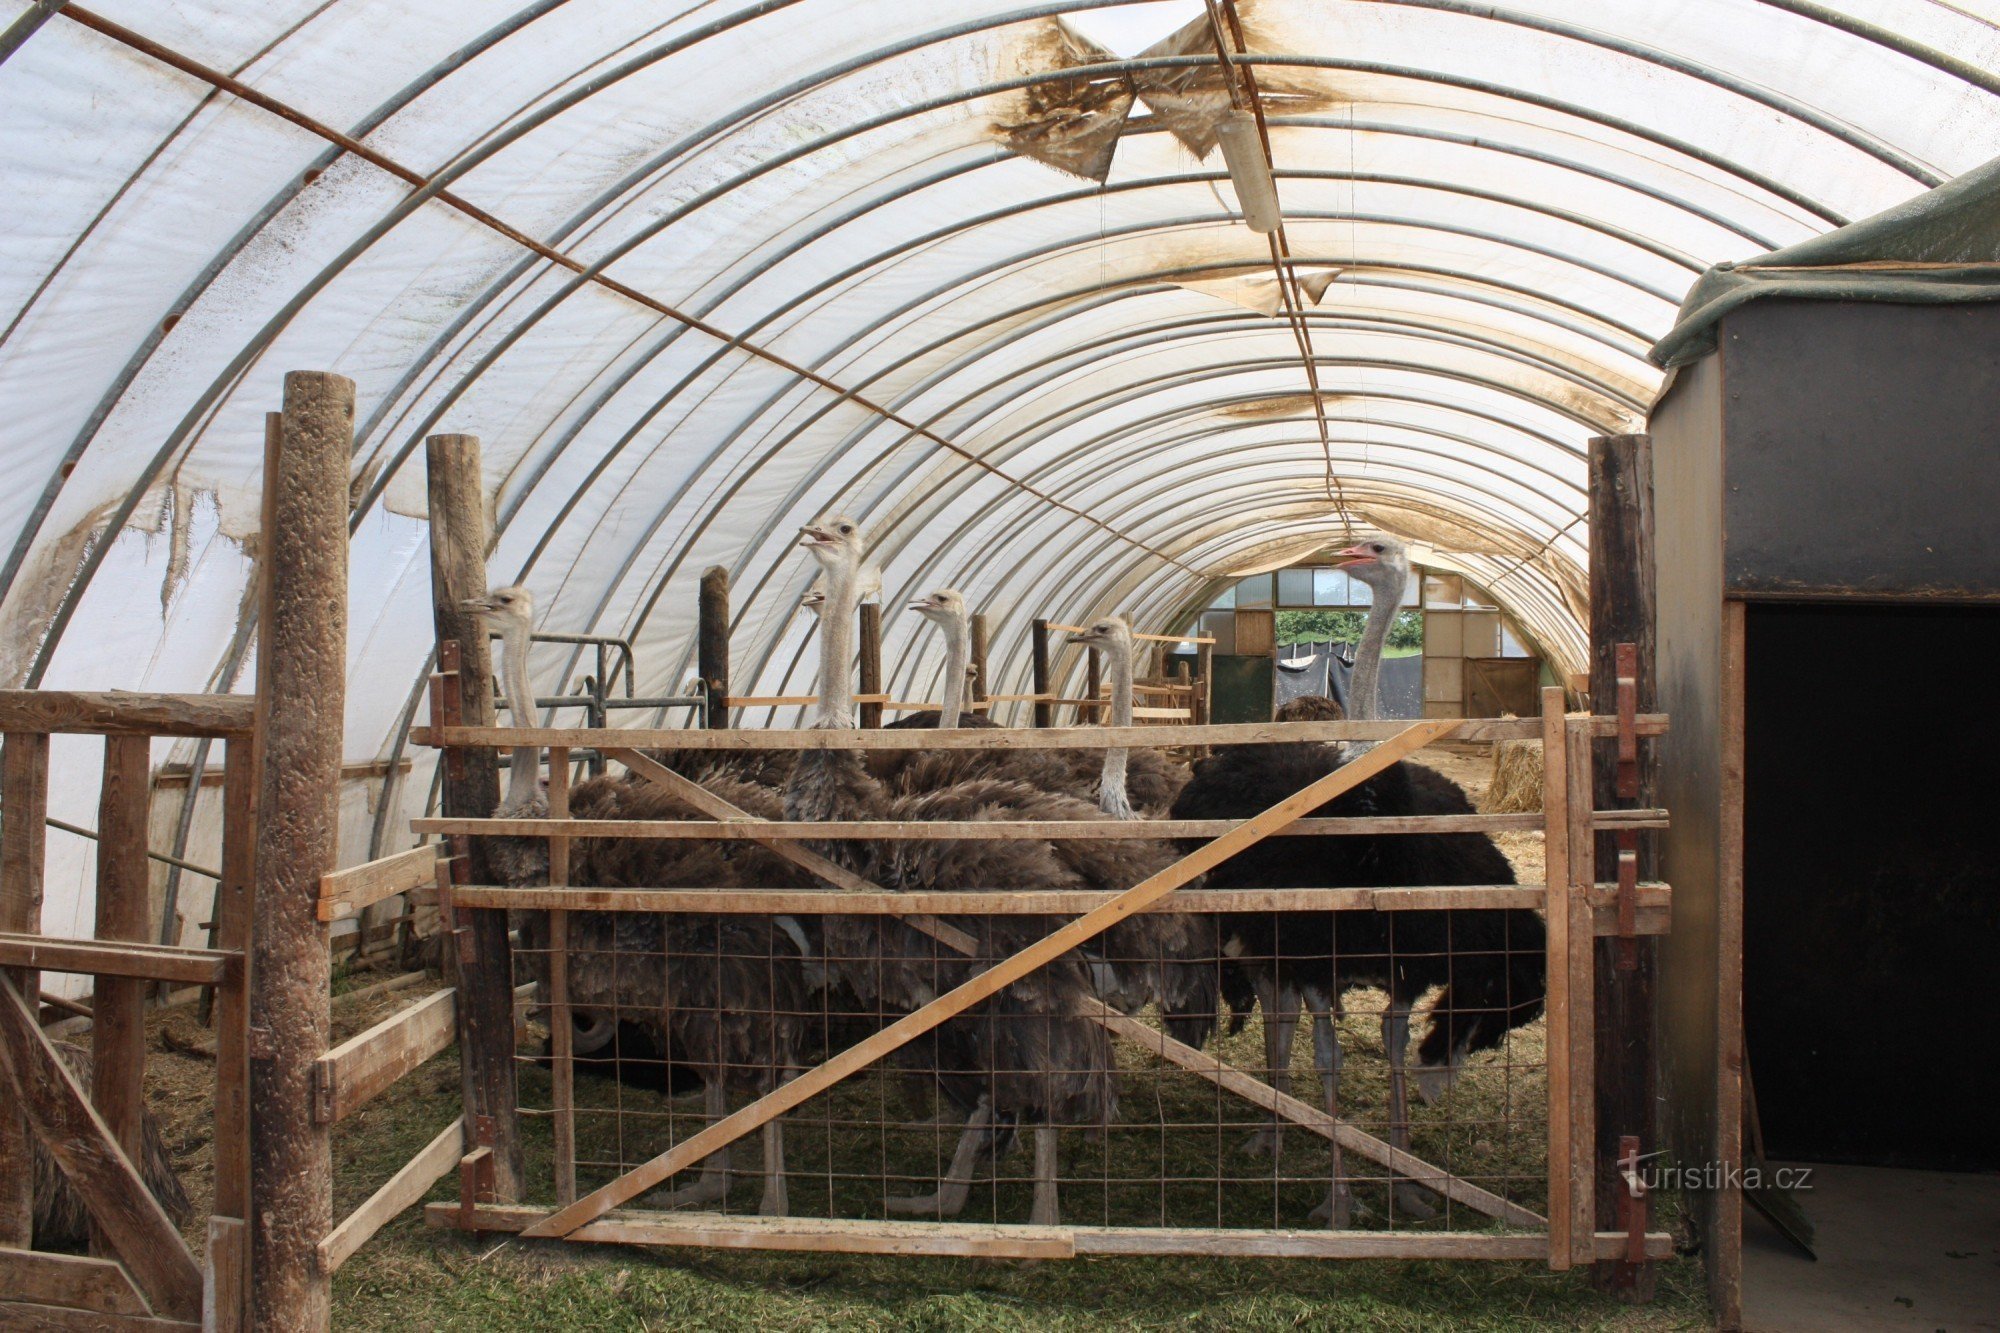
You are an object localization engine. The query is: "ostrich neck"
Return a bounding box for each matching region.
[815,569,861,728]
[937,617,969,730]
[1350,567,1407,722]
[1097,643,1134,818]
[498,623,541,811]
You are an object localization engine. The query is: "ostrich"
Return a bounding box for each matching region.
[1169,536,1545,1225]
[783,520,1116,1226]
[465,586,814,1216]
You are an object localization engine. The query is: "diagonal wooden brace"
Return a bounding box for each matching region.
[522,720,1457,1239]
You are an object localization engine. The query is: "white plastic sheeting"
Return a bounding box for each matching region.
[3,0,1997,940]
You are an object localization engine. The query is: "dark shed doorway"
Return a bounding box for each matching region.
[1743,602,2000,1170]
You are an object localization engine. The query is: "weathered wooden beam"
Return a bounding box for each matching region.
[697,567,729,729]
[438,1201,1676,1263]
[412,714,1668,751]
[0,1300,199,1331]
[203,1215,247,1333]
[968,612,989,704]
[445,883,1670,934]
[1541,691,1573,1271]
[0,692,254,738]
[1588,432,1659,1298]
[857,602,883,730]
[0,1248,148,1315]
[0,934,229,985]
[0,974,202,1320]
[250,373,350,1331]
[414,810,1667,842]
[1030,619,1052,728]
[316,847,440,923]
[207,741,254,1268]
[92,732,154,1262]
[522,720,1456,1240]
[1566,716,1600,1267]
[425,431,523,1208]
[0,729,48,1246]
[312,988,455,1125]
[317,1117,462,1275]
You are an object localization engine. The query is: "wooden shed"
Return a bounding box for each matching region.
[1649,159,2000,1329]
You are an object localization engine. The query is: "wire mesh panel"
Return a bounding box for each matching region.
[499,893,1551,1234]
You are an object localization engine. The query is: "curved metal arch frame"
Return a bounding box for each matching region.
[14,20,1896,681]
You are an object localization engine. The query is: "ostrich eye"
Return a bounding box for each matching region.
[837,523,853,534]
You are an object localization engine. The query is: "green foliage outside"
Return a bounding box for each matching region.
[1277,609,1423,651]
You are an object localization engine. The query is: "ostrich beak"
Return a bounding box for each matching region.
[460,596,495,613]
[1332,542,1377,567]
[799,524,835,547]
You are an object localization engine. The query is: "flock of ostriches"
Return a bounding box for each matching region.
[465,523,1546,1229]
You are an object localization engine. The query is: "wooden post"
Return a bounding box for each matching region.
[545,749,575,1208]
[250,372,350,1331]
[968,613,989,705]
[857,602,883,729]
[1086,647,1102,722]
[698,567,729,729]
[1031,619,1052,728]
[208,741,254,1329]
[0,729,47,1246]
[91,733,152,1257]
[1196,640,1214,726]
[424,433,524,1206]
[1540,688,1572,1271]
[1588,433,1657,1298]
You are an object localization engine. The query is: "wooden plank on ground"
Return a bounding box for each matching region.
[317,847,440,923]
[0,1248,148,1314]
[0,729,48,1246]
[416,715,1667,751]
[0,691,255,738]
[522,720,1457,1240]
[312,988,455,1124]
[0,974,202,1319]
[0,934,229,985]
[438,1203,1671,1263]
[317,1118,462,1275]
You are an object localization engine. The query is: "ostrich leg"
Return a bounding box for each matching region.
[1029,1125,1062,1227]
[1244,975,1301,1157]
[886,1099,994,1217]
[758,1116,789,1217]
[1305,998,1355,1227]
[1382,1002,1440,1219]
[646,1082,734,1209]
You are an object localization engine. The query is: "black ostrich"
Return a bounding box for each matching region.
[1169,537,1545,1225]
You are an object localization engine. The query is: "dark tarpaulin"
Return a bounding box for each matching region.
[1650,152,2000,370]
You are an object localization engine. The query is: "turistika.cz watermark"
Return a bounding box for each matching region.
[1626,1154,1814,1192]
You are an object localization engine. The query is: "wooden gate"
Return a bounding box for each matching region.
[415,685,1672,1267]
[0,695,255,1331]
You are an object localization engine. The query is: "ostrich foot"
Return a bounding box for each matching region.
[886,1103,991,1217]
[1391,1180,1440,1220]
[1307,1182,1365,1228]
[1239,1123,1285,1160]
[644,1169,732,1211]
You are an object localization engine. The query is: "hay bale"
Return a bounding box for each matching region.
[1481,737,1544,814]
[32,1039,192,1248]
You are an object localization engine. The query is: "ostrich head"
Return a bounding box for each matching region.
[1411,939,1548,1104]
[799,515,867,580]
[1333,535,1411,600]
[907,588,967,625]
[461,584,534,630]
[1065,614,1136,660]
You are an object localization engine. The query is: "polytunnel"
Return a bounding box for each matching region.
[4,0,1999,941]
